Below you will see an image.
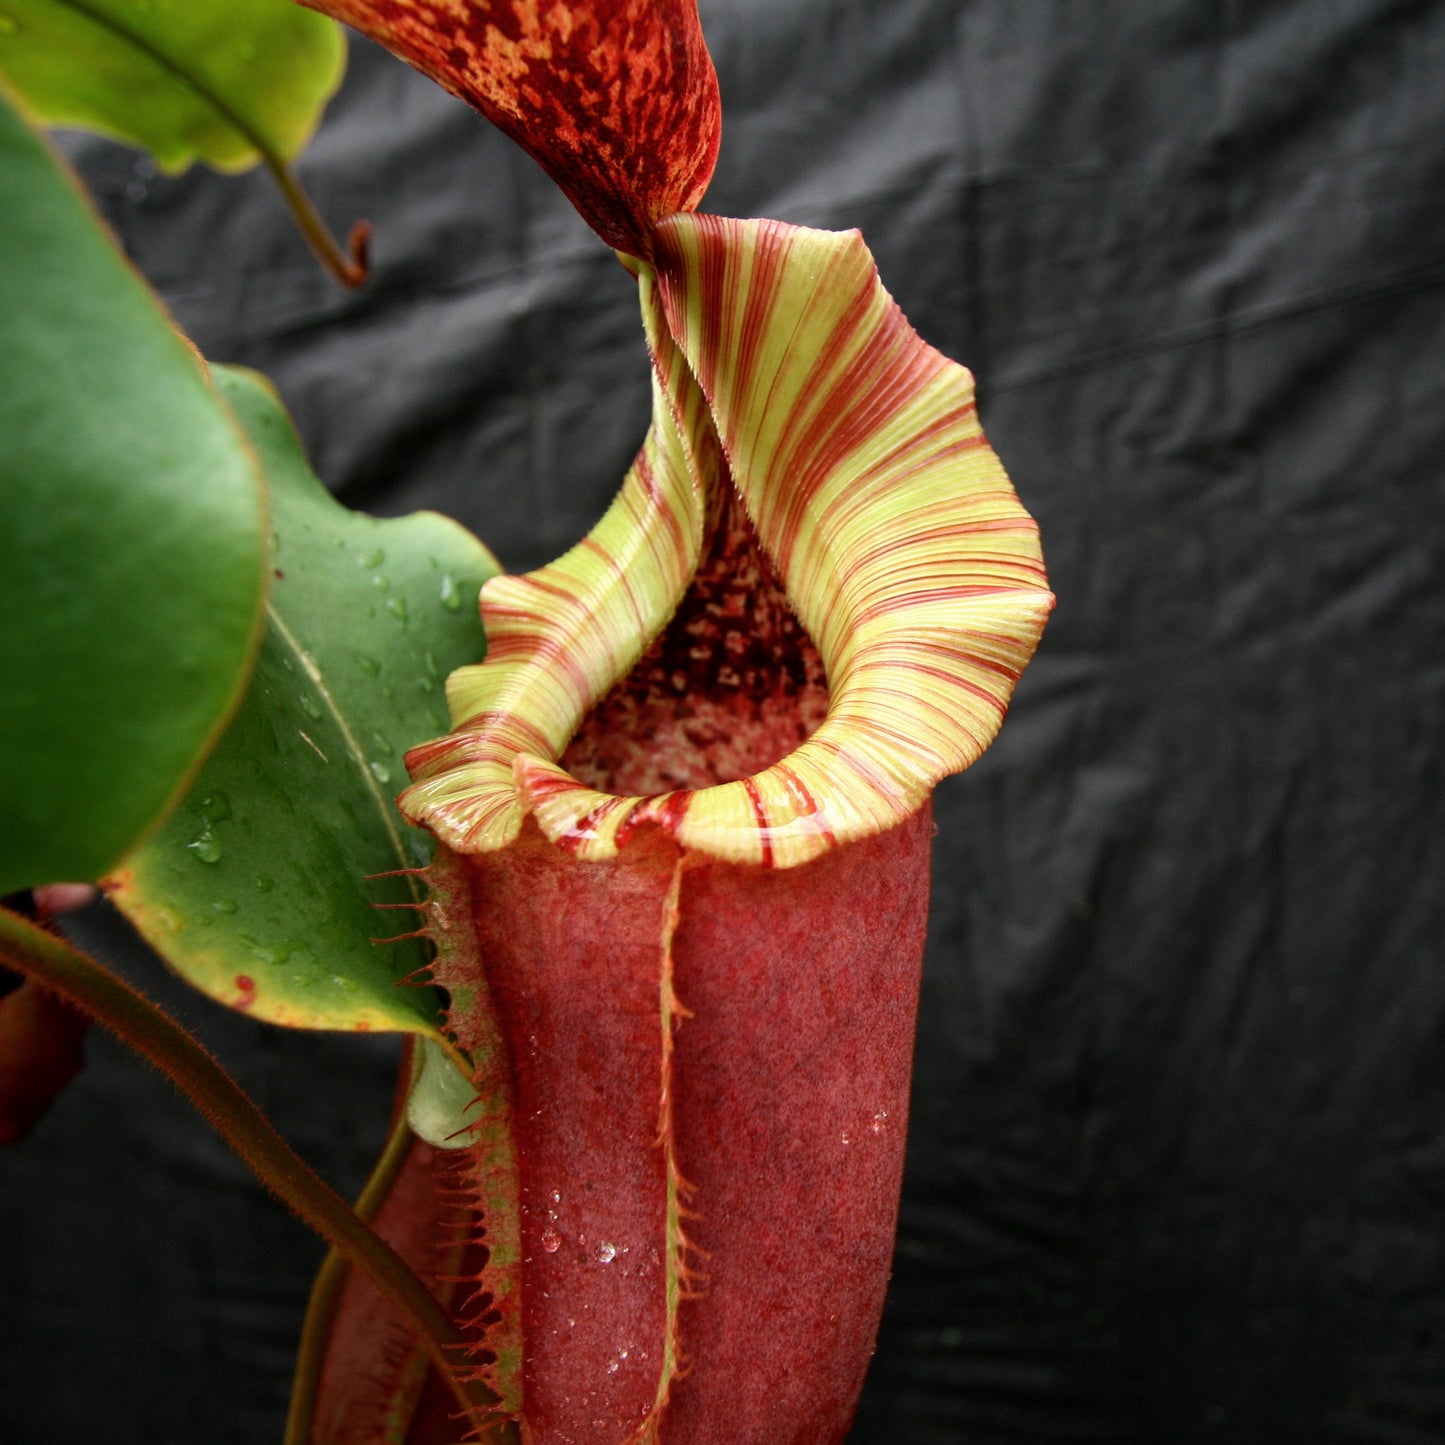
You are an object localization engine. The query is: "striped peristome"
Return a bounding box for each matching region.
[399,214,1053,869]
[399,265,713,850]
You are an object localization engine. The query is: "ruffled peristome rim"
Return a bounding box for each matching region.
[399,215,1054,869]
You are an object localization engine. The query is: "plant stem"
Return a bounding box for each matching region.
[263,155,371,288]
[0,904,503,1438]
[283,1050,418,1445]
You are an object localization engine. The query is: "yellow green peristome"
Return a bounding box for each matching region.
[400,215,1053,869]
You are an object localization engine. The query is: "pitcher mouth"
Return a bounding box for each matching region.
[399,215,1054,869]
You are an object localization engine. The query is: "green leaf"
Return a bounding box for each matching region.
[0,81,267,898]
[110,367,500,1038]
[0,0,344,172]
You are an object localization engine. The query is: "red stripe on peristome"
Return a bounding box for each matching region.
[771,762,837,849]
[740,777,774,867]
[630,447,689,569]
[636,791,693,841]
[728,224,793,455]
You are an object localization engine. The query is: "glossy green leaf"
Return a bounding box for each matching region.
[111,368,499,1038]
[0,81,267,898]
[0,0,344,172]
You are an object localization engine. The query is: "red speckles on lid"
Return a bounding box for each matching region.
[300,0,721,256]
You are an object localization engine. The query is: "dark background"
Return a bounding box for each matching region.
[3,2,1445,1440]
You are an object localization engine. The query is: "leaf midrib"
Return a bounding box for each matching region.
[46,0,281,166]
[267,602,426,906]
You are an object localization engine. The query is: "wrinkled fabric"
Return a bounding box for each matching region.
[3,3,1443,1442]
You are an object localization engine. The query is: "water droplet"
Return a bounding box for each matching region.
[212,899,238,915]
[870,1109,889,1134]
[362,547,386,569]
[188,828,222,864]
[371,573,390,591]
[438,573,463,611]
[330,975,359,993]
[369,760,392,784]
[353,652,382,677]
[595,1241,617,1265]
[606,1359,619,1375]
[199,791,232,823]
[840,1132,852,1146]
[540,1227,562,1254]
[298,694,323,720]
[549,1190,561,1206]
[0,13,22,36]
[386,596,408,623]
[155,906,182,933]
[424,650,441,680]
[255,874,275,893]
[370,729,393,754]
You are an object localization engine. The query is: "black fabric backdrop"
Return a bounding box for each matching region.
[3,2,1445,1441]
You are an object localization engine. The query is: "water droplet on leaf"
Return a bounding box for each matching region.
[541,1227,562,1254]
[298,694,323,720]
[353,652,382,677]
[386,597,408,623]
[595,1241,617,1264]
[212,899,238,915]
[255,874,275,893]
[369,760,392,784]
[438,574,463,611]
[199,791,232,823]
[362,547,385,569]
[188,829,222,864]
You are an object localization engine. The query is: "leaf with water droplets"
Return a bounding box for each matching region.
[0,84,266,896]
[110,367,500,1036]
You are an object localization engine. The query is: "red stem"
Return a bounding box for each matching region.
[0,903,504,1439]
